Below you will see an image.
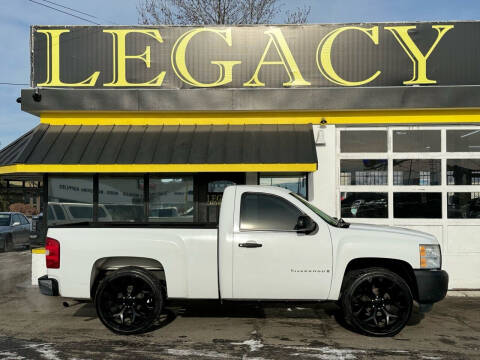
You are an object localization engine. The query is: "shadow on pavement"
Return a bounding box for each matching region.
[72,299,426,335]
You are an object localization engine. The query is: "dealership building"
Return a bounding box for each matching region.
[0,23,479,288]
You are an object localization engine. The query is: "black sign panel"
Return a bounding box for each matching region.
[30,22,480,89]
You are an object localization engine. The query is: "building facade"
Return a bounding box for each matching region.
[1,23,479,288]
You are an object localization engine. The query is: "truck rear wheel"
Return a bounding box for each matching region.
[95,267,163,335]
[341,267,413,337]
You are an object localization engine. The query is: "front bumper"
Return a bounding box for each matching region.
[414,269,448,304]
[38,275,59,296]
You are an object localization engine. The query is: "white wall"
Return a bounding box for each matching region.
[310,125,337,217]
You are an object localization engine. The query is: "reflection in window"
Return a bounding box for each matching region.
[394,193,442,218]
[393,160,441,185]
[340,160,387,185]
[149,177,194,222]
[47,176,93,225]
[208,180,235,193]
[340,131,387,153]
[341,192,388,218]
[447,130,480,152]
[99,177,144,222]
[259,173,307,198]
[446,159,480,185]
[448,193,480,218]
[393,130,441,152]
[240,193,303,231]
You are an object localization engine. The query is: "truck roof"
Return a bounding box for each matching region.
[231,185,292,194]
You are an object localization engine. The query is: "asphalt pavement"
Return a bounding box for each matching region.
[0,250,479,359]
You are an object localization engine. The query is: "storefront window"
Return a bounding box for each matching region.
[149,177,194,222]
[340,192,388,218]
[99,177,144,222]
[447,130,480,152]
[259,173,307,198]
[340,160,387,185]
[393,159,441,185]
[447,159,480,185]
[393,130,441,152]
[47,176,94,225]
[448,192,480,218]
[340,131,387,153]
[394,193,442,218]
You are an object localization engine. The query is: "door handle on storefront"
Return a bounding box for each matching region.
[239,242,262,248]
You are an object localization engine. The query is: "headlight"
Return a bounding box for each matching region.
[419,244,441,269]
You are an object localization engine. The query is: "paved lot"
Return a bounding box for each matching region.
[1,250,479,360]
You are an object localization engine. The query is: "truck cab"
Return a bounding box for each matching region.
[38,185,448,337]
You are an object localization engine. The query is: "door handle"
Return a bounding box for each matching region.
[239,242,262,248]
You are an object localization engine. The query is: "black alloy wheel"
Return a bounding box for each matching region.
[341,267,413,337]
[95,267,163,335]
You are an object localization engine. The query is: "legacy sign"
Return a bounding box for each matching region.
[31,22,479,89]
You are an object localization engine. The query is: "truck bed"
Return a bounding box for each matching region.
[47,227,219,299]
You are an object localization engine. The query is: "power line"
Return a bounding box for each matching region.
[28,0,101,25]
[0,83,29,86]
[40,0,102,19]
[37,0,119,25]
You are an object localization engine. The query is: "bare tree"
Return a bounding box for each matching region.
[137,0,310,25]
[285,5,311,24]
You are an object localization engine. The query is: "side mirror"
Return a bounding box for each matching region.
[295,215,317,234]
[12,222,20,227]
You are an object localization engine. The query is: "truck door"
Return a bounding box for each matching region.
[232,191,333,300]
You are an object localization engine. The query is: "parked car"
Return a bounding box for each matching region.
[38,185,448,337]
[30,203,114,245]
[47,202,113,226]
[30,212,46,246]
[0,212,31,252]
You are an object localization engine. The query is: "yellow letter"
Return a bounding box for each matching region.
[37,29,100,87]
[244,28,311,87]
[385,25,454,85]
[103,29,165,87]
[171,28,241,87]
[316,26,381,87]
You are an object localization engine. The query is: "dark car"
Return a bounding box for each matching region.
[0,212,31,252]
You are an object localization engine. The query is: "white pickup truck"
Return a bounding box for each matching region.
[38,185,448,337]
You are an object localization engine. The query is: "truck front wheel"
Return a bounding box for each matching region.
[95,267,163,335]
[341,267,413,337]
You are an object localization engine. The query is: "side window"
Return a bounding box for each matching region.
[12,214,21,225]
[240,193,303,231]
[20,215,29,225]
[47,206,55,221]
[52,205,66,221]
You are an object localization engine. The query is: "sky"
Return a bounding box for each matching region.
[1,0,480,149]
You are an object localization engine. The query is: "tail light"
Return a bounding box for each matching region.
[46,237,60,269]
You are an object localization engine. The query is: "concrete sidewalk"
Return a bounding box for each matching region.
[447,290,480,297]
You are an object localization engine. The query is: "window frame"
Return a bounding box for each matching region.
[239,192,305,233]
[337,126,480,225]
[257,172,309,199]
[45,173,218,227]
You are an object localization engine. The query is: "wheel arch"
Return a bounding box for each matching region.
[340,258,419,301]
[90,257,166,299]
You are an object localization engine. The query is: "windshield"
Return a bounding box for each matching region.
[290,193,339,227]
[0,214,11,226]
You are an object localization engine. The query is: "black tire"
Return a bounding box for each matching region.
[340,267,413,337]
[95,267,163,335]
